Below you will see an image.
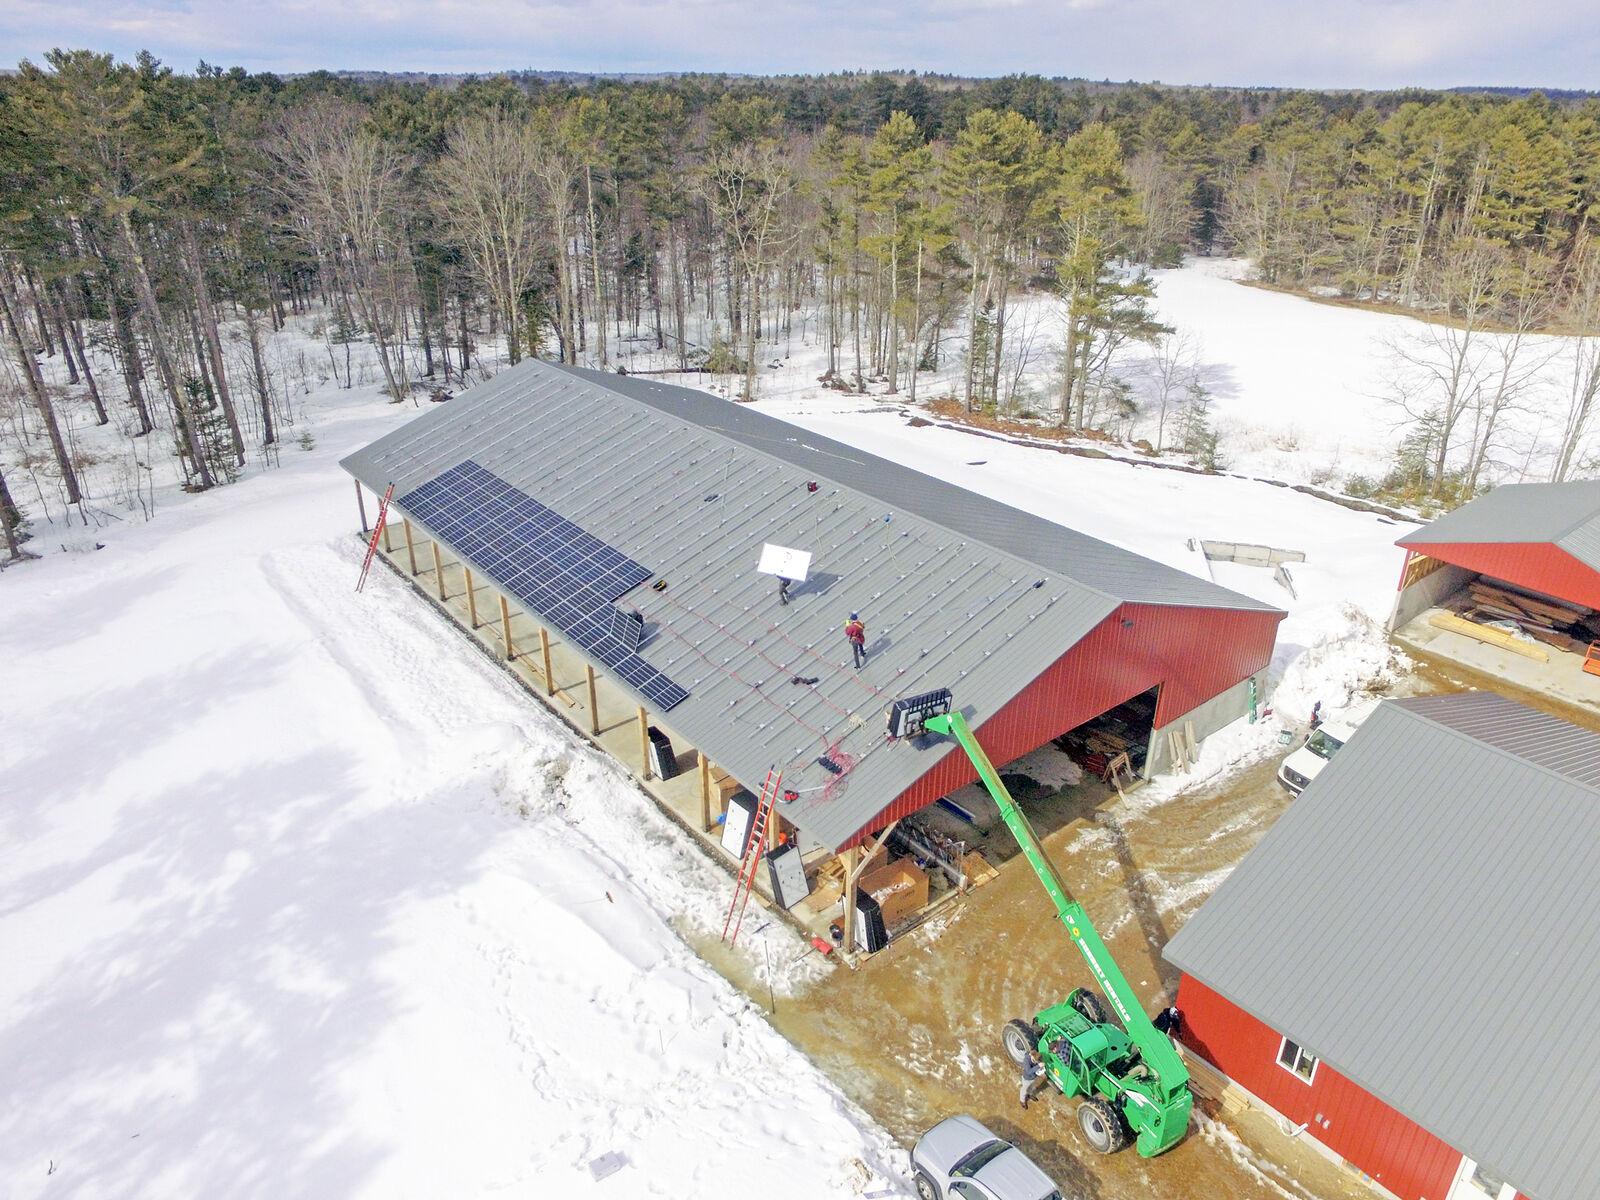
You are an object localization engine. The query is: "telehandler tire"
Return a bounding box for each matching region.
[1077,1096,1131,1154]
[1070,989,1109,1025]
[1002,1018,1039,1066]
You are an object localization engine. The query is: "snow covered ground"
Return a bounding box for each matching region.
[0,389,911,1199]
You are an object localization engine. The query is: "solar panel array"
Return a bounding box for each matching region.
[399,460,689,709]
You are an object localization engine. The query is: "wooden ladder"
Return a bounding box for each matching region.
[721,768,782,947]
[355,483,395,593]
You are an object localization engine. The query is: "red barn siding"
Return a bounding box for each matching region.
[1178,976,1462,1200]
[841,602,1282,846]
[1402,541,1600,610]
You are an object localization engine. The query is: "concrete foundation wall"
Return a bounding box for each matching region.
[1145,669,1264,778]
[1387,563,1473,631]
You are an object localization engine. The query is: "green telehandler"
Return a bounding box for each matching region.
[889,689,1193,1158]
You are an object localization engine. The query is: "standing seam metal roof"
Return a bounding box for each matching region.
[1163,692,1600,1200]
[1396,480,1600,572]
[342,359,1276,848]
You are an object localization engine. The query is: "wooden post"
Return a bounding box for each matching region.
[585,664,600,735]
[402,518,418,575]
[430,541,447,601]
[539,626,555,696]
[381,516,392,553]
[355,480,369,533]
[841,846,859,955]
[699,755,712,831]
[638,706,651,779]
[464,568,479,628]
[498,595,515,660]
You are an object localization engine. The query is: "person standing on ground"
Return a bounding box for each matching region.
[1153,1003,1182,1040]
[1018,1050,1046,1110]
[844,612,867,668]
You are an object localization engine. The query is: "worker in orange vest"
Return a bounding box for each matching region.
[844,612,867,668]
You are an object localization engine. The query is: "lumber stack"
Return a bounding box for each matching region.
[1451,580,1598,655]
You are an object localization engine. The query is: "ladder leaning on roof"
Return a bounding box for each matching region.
[721,767,782,947]
[355,483,395,593]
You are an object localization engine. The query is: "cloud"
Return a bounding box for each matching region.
[2,0,1596,89]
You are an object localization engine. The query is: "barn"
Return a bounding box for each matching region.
[1389,483,1600,698]
[1164,692,1600,1200]
[342,359,1281,949]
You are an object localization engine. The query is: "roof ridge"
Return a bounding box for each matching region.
[554,362,1277,615]
[1387,694,1600,797]
[548,362,1120,608]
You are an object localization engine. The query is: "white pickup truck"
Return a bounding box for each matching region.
[1277,704,1376,796]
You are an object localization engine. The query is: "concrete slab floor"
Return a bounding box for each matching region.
[1396,607,1600,729]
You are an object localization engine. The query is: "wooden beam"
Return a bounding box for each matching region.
[430,541,446,601]
[638,706,651,778]
[847,821,900,886]
[464,567,479,628]
[355,479,369,533]
[498,594,515,660]
[586,664,600,735]
[381,515,392,552]
[841,846,859,955]
[699,755,712,831]
[402,518,418,575]
[539,627,555,696]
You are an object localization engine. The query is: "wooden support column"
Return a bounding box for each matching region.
[699,755,713,831]
[841,846,860,955]
[539,626,555,696]
[430,541,446,601]
[381,516,392,552]
[464,567,479,628]
[498,595,515,660]
[638,706,651,779]
[402,518,418,575]
[585,665,600,735]
[355,480,369,533]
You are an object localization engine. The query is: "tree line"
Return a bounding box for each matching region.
[5,56,1600,560]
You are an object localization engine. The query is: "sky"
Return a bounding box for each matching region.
[2,0,1598,91]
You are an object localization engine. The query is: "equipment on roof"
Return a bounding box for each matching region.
[921,700,1192,1158]
[886,688,953,739]
[399,460,688,709]
[757,542,812,582]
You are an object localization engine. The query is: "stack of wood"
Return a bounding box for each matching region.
[1457,580,1600,654]
[1058,725,1143,780]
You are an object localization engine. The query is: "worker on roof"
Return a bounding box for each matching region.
[844,612,867,669]
[777,576,794,605]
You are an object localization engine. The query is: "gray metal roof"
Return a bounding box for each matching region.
[1164,692,1600,1200]
[1397,480,1600,571]
[342,359,1277,848]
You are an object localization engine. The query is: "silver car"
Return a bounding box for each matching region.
[911,1115,1065,1200]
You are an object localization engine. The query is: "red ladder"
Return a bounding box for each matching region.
[721,768,783,946]
[355,483,395,593]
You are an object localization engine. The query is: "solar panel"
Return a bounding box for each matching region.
[399,460,688,710]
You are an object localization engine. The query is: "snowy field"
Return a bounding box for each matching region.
[669,256,1587,490]
[4,261,1468,1198]
[0,389,911,1199]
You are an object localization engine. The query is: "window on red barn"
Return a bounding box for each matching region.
[1276,1037,1319,1083]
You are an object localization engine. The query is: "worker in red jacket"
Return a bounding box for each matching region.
[844,612,867,668]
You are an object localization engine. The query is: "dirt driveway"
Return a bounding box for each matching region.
[758,750,1376,1200]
